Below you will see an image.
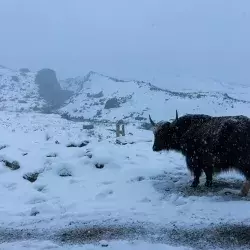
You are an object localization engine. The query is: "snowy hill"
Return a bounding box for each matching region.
[59,71,250,125]
[0,66,72,113]
[2,65,250,125]
[1,67,250,249]
[0,65,45,112]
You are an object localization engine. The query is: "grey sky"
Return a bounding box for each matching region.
[0,0,250,87]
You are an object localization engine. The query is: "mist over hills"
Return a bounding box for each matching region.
[1,65,250,126]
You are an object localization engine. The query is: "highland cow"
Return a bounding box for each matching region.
[149,111,250,196]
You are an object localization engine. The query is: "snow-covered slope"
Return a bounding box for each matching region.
[0,111,250,249]
[0,66,72,113]
[59,71,250,123]
[0,66,45,112]
[2,67,250,248]
[2,65,250,124]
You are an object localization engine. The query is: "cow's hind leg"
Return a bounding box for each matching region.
[239,180,250,196]
[239,177,250,197]
[238,167,250,197]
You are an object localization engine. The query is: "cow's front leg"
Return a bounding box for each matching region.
[190,166,202,187]
[186,156,202,188]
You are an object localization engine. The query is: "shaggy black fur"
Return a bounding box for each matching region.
[150,113,250,190]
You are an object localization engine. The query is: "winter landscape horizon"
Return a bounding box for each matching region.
[1,0,250,249]
[1,64,250,250]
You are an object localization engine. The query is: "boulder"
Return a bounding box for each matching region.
[82,123,94,130]
[23,172,40,182]
[11,76,19,82]
[104,97,120,109]
[35,68,73,108]
[19,68,30,73]
[1,159,20,170]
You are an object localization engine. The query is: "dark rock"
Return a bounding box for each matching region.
[85,153,92,159]
[46,153,58,157]
[66,141,89,148]
[104,97,120,109]
[136,176,145,182]
[55,140,60,144]
[95,163,104,169]
[30,207,40,216]
[23,172,39,182]
[135,116,146,121]
[18,100,27,104]
[87,91,104,98]
[11,76,19,82]
[115,139,135,145]
[85,149,93,159]
[19,68,30,73]
[116,119,124,125]
[22,153,28,156]
[94,110,102,118]
[139,122,152,130]
[82,124,94,130]
[45,133,51,141]
[0,145,7,150]
[61,113,85,122]
[1,160,20,170]
[58,168,72,177]
[36,185,46,192]
[119,94,133,104]
[35,68,73,109]
[100,240,108,247]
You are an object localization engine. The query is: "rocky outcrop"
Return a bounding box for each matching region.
[104,97,120,109]
[19,68,30,73]
[23,172,40,182]
[1,159,20,170]
[87,91,103,98]
[11,76,19,82]
[35,68,73,109]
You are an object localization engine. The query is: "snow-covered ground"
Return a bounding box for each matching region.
[0,240,193,250]
[1,65,250,249]
[0,66,45,112]
[1,111,250,249]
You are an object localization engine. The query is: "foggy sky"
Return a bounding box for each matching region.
[0,0,250,87]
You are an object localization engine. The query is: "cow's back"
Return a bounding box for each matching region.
[183,114,250,166]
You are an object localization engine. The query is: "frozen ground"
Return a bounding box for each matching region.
[0,240,193,250]
[0,111,250,250]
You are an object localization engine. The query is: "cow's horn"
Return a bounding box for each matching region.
[149,115,156,126]
[176,110,178,120]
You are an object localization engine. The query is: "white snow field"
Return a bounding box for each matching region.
[1,67,250,249]
[0,240,193,250]
[0,111,250,250]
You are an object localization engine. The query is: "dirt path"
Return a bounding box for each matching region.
[0,221,250,250]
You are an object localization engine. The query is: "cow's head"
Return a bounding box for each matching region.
[149,110,179,152]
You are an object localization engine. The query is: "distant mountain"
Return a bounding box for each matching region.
[1,65,250,125]
[58,71,250,124]
[0,66,72,113]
